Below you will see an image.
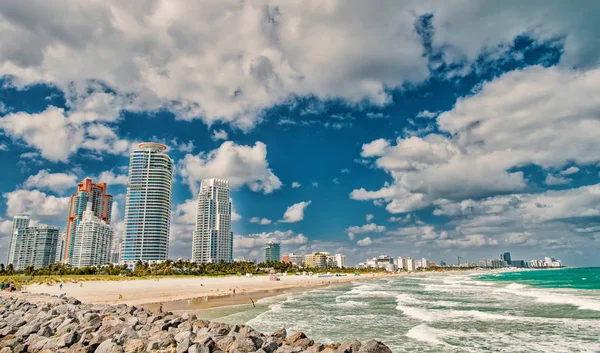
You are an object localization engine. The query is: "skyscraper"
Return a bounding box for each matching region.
[122,143,174,264]
[265,241,281,262]
[192,179,233,263]
[12,225,60,270]
[7,215,29,265]
[63,178,112,263]
[72,202,114,268]
[501,252,512,265]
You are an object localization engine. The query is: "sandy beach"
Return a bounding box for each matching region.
[23,273,396,306]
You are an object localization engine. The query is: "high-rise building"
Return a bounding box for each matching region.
[12,225,60,270]
[64,178,112,263]
[265,242,281,262]
[304,253,327,268]
[7,215,29,265]
[192,179,233,263]
[122,143,174,264]
[72,202,113,267]
[406,257,415,271]
[287,253,304,266]
[332,254,346,268]
[501,252,511,265]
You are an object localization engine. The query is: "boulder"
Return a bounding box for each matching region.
[357,340,392,353]
[94,339,123,353]
[122,339,145,353]
[337,340,362,353]
[286,332,307,344]
[272,328,287,339]
[228,336,258,353]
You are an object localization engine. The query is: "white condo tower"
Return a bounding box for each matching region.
[192,178,233,263]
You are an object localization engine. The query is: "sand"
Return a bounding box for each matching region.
[23,273,395,306]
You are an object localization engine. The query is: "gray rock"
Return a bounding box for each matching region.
[116,327,139,345]
[63,331,80,347]
[357,340,392,353]
[147,331,175,349]
[287,332,307,344]
[305,343,325,353]
[272,327,287,339]
[337,340,362,353]
[94,339,123,353]
[187,344,210,353]
[215,335,235,351]
[65,343,91,353]
[261,338,281,353]
[37,325,53,337]
[228,336,258,353]
[292,338,314,350]
[122,339,145,353]
[15,322,41,338]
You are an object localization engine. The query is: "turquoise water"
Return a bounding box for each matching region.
[186,271,600,352]
[478,267,600,290]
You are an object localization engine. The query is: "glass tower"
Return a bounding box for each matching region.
[63,178,112,263]
[122,143,174,264]
[7,215,30,265]
[192,178,233,263]
[265,241,281,262]
[12,225,60,270]
[72,202,113,267]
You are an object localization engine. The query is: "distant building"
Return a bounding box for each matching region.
[72,202,114,268]
[234,257,257,264]
[287,253,304,266]
[192,178,233,264]
[406,257,415,271]
[12,225,60,270]
[7,215,29,265]
[440,261,447,267]
[490,259,506,268]
[265,242,281,262]
[510,260,526,268]
[64,178,113,264]
[281,255,290,263]
[396,257,408,270]
[333,254,346,268]
[305,253,327,267]
[501,252,512,265]
[122,143,173,264]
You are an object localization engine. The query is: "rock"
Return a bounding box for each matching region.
[68,298,82,305]
[261,339,281,353]
[337,340,362,353]
[117,327,139,345]
[15,323,41,338]
[356,340,392,353]
[292,338,314,350]
[147,331,175,349]
[62,331,81,347]
[272,327,287,339]
[66,343,91,353]
[228,336,258,352]
[122,339,145,353]
[187,344,210,353]
[209,322,230,335]
[0,347,11,353]
[305,343,325,353]
[215,335,235,351]
[37,325,53,337]
[287,332,307,344]
[95,339,123,353]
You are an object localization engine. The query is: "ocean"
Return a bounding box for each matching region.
[189,268,600,352]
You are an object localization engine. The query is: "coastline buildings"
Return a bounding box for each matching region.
[282,253,304,266]
[304,253,328,268]
[122,143,174,265]
[71,202,113,267]
[7,215,29,265]
[265,242,281,262]
[192,178,233,263]
[11,225,60,270]
[331,254,347,268]
[62,178,112,264]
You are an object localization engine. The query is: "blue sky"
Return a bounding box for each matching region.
[1,1,600,266]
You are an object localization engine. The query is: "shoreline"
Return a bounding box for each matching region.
[22,272,399,307]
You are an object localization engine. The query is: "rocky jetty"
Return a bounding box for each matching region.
[0,295,391,353]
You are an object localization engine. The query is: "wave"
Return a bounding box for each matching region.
[326,300,369,308]
[406,324,448,346]
[496,286,600,311]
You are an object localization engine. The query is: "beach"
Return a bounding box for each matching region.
[22,273,395,306]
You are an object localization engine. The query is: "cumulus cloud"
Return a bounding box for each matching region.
[357,237,373,246]
[95,170,128,186]
[250,217,272,225]
[231,209,242,222]
[22,169,78,195]
[291,182,301,188]
[545,174,571,186]
[279,201,311,223]
[211,129,228,141]
[353,66,600,213]
[561,167,580,175]
[366,214,374,222]
[346,223,386,235]
[0,106,134,162]
[3,189,70,220]
[178,141,282,195]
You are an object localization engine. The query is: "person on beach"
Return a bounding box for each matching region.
[158,303,163,313]
[59,283,63,291]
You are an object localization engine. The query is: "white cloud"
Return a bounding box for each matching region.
[279,200,311,223]
[333,178,340,185]
[0,143,7,151]
[0,106,134,162]
[250,217,272,225]
[357,237,373,246]
[353,66,600,213]
[545,174,571,185]
[177,141,195,153]
[312,182,319,187]
[3,189,70,220]
[561,166,580,175]
[211,129,229,141]
[231,209,242,222]
[346,223,386,235]
[416,110,438,119]
[291,182,301,188]
[95,170,128,186]
[366,214,374,222]
[366,112,390,119]
[2,1,599,130]
[22,169,78,195]
[178,141,282,195]
[234,230,308,258]
[341,168,351,174]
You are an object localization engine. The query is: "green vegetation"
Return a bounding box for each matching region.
[0,259,384,284]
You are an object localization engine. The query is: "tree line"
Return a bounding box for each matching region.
[0,260,383,278]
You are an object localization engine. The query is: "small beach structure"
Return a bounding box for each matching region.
[269,269,280,281]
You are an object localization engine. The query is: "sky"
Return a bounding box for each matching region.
[1,1,600,267]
